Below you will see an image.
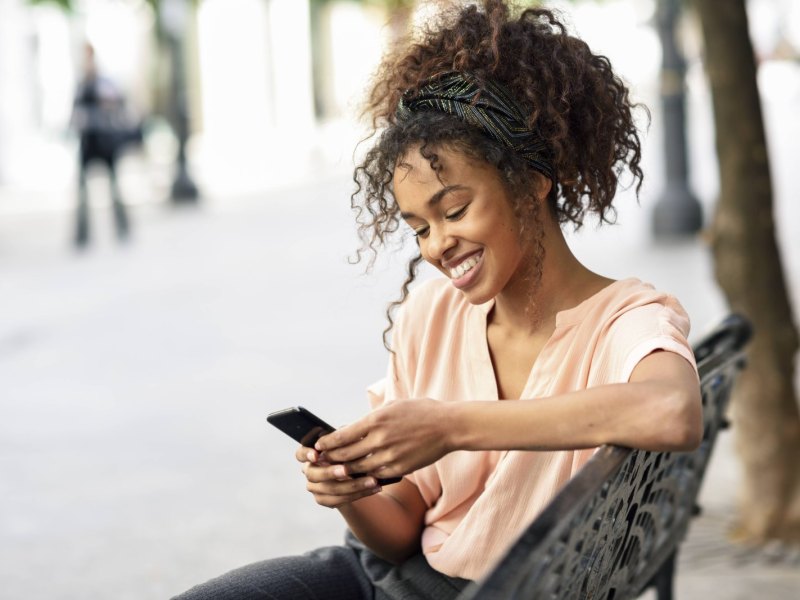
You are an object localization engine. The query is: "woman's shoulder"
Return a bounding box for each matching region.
[578,279,697,382]
[579,277,691,339]
[576,277,684,315]
[559,277,690,337]
[609,278,688,320]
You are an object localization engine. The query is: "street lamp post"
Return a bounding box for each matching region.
[161,0,199,203]
[652,0,702,237]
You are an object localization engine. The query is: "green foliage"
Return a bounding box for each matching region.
[27,0,73,10]
[26,0,195,13]
[312,0,416,9]
[366,0,417,9]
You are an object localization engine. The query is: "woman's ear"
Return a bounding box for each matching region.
[532,171,553,201]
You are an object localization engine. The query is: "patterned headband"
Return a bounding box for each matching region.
[396,72,554,180]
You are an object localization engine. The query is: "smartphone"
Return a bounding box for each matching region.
[266,406,401,486]
[267,406,335,447]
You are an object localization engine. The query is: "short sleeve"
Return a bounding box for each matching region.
[593,296,698,384]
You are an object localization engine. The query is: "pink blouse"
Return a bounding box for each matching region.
[367,277,697,580]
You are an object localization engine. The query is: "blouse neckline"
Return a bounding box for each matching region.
[468,278,641,400]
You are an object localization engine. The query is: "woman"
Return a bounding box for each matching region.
[175,1,701,598]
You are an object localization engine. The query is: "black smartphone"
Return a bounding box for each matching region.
[267,406,336,447]
[266,406,401,486]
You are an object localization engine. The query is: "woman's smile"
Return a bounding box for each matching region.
[447,250,484,289]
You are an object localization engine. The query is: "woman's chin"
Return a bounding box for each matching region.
[457,284,494,306]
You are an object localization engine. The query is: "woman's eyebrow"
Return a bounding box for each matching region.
[400,185,468,219]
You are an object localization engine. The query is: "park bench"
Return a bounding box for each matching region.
[458,314,752,600]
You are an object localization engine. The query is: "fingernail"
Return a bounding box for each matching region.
[315,442,324,451]
[333,465,347,478]
[364,478,377,488]
[307,451,316,462]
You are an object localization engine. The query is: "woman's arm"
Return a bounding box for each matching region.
[452,350,702,453]
[316,351,702,479]
[338,480,427,564]
[297,447,428,564]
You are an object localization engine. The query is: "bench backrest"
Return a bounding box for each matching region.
[459,314,752,600]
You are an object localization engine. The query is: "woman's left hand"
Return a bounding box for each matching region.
[315,399,453,479]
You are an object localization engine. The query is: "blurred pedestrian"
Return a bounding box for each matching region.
[70,43,136,247]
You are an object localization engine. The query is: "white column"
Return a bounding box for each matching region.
[195,0,317,194]
[266,0,315,141]
[0,0,36,184]
[197,0,273,143]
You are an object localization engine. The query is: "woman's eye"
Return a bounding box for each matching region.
[445,206,468,220]
[413,226,430,238]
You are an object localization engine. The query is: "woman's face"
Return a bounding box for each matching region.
[393,145,532,305]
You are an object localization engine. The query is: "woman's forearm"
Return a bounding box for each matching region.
[450,351,702,454]
[337,481,427,564]
[451,381,701,453]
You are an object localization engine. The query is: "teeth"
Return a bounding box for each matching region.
[450,254,480,279]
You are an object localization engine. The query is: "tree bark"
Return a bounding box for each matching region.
[694,0,800,543]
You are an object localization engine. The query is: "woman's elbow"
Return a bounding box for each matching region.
[371,540,421,566]
[664,386,703,451]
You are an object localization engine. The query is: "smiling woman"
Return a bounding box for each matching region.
[173,1,702,599]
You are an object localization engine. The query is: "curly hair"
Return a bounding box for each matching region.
[350,0,647,348]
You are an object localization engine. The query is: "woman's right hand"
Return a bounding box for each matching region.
[294,446,383,508]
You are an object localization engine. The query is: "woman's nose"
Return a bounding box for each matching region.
[425,225,456,262]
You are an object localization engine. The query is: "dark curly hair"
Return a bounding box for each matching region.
[350,0,647,348]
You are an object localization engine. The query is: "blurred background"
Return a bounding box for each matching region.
[1,0,798,598]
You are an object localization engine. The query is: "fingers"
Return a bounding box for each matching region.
[321,438,375,464]
[344,451,398,478]
[306,474,380,497]
[295,446,331,465]
[303,462,349,483]
[310,485,382,508]
[304,467,382,508]
[296,444,383,508]
[315,419,370,453]
[295,445,317,463]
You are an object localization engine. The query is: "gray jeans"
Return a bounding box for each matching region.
[172,531,472,600]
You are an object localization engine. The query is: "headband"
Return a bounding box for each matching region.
[396,72,554,179]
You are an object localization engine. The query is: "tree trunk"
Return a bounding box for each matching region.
[694,0,800,543]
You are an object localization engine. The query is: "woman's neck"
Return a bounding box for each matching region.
[490,219,612,336]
